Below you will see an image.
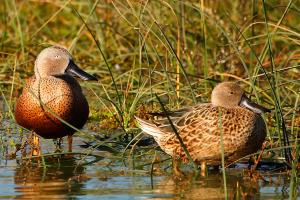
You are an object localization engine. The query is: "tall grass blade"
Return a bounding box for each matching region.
[155,22,197,103]
[70,3,123,112]
[154,93,199,174]
[261,0,292,163]
[218,108,228,200]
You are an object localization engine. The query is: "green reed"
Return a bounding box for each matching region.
[0,0,299,182]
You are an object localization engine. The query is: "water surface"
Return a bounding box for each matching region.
[0,136,296,199]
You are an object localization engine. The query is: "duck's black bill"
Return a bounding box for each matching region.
[66,60,98,81]
[239,94,271,114]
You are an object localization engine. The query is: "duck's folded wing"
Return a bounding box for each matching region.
[135,116,167,137]
[136,104,211,137]
[147,107,192,118]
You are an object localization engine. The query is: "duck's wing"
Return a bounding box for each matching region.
[135,103,210,137]
[147,107,192,117]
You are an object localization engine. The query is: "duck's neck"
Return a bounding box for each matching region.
[211,99,238,109]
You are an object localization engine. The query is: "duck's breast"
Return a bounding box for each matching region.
[15,75,89,139]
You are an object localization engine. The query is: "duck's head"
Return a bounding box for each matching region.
[34,46,98,81]
[211,82,271,114]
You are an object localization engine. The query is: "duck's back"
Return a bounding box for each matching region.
[15,75,89,139]
[152,104,266,165]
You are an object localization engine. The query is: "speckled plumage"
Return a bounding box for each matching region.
[136,82,269,166]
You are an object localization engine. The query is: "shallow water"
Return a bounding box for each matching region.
[0,136,297,200]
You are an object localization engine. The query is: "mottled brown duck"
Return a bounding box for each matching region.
[136,82,270,173]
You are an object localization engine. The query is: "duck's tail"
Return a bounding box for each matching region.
[135,116,164,138]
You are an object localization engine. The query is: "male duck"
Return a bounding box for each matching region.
[15,46,97,155]
[136,82,270,171]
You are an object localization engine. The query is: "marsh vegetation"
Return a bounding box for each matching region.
[0,0,299,199]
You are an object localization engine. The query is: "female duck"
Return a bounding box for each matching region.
[136,82,270,171]
[15,46,97,155]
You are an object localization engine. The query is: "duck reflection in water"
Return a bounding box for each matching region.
[14,156,88,199]
[147,172,260,200]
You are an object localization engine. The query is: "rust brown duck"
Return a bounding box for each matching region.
[136,82,270,172]
[15,46,97,155]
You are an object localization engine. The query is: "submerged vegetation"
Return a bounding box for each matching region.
[0,0,299,199]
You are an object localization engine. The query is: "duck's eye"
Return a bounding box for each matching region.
[230,91,234,94]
